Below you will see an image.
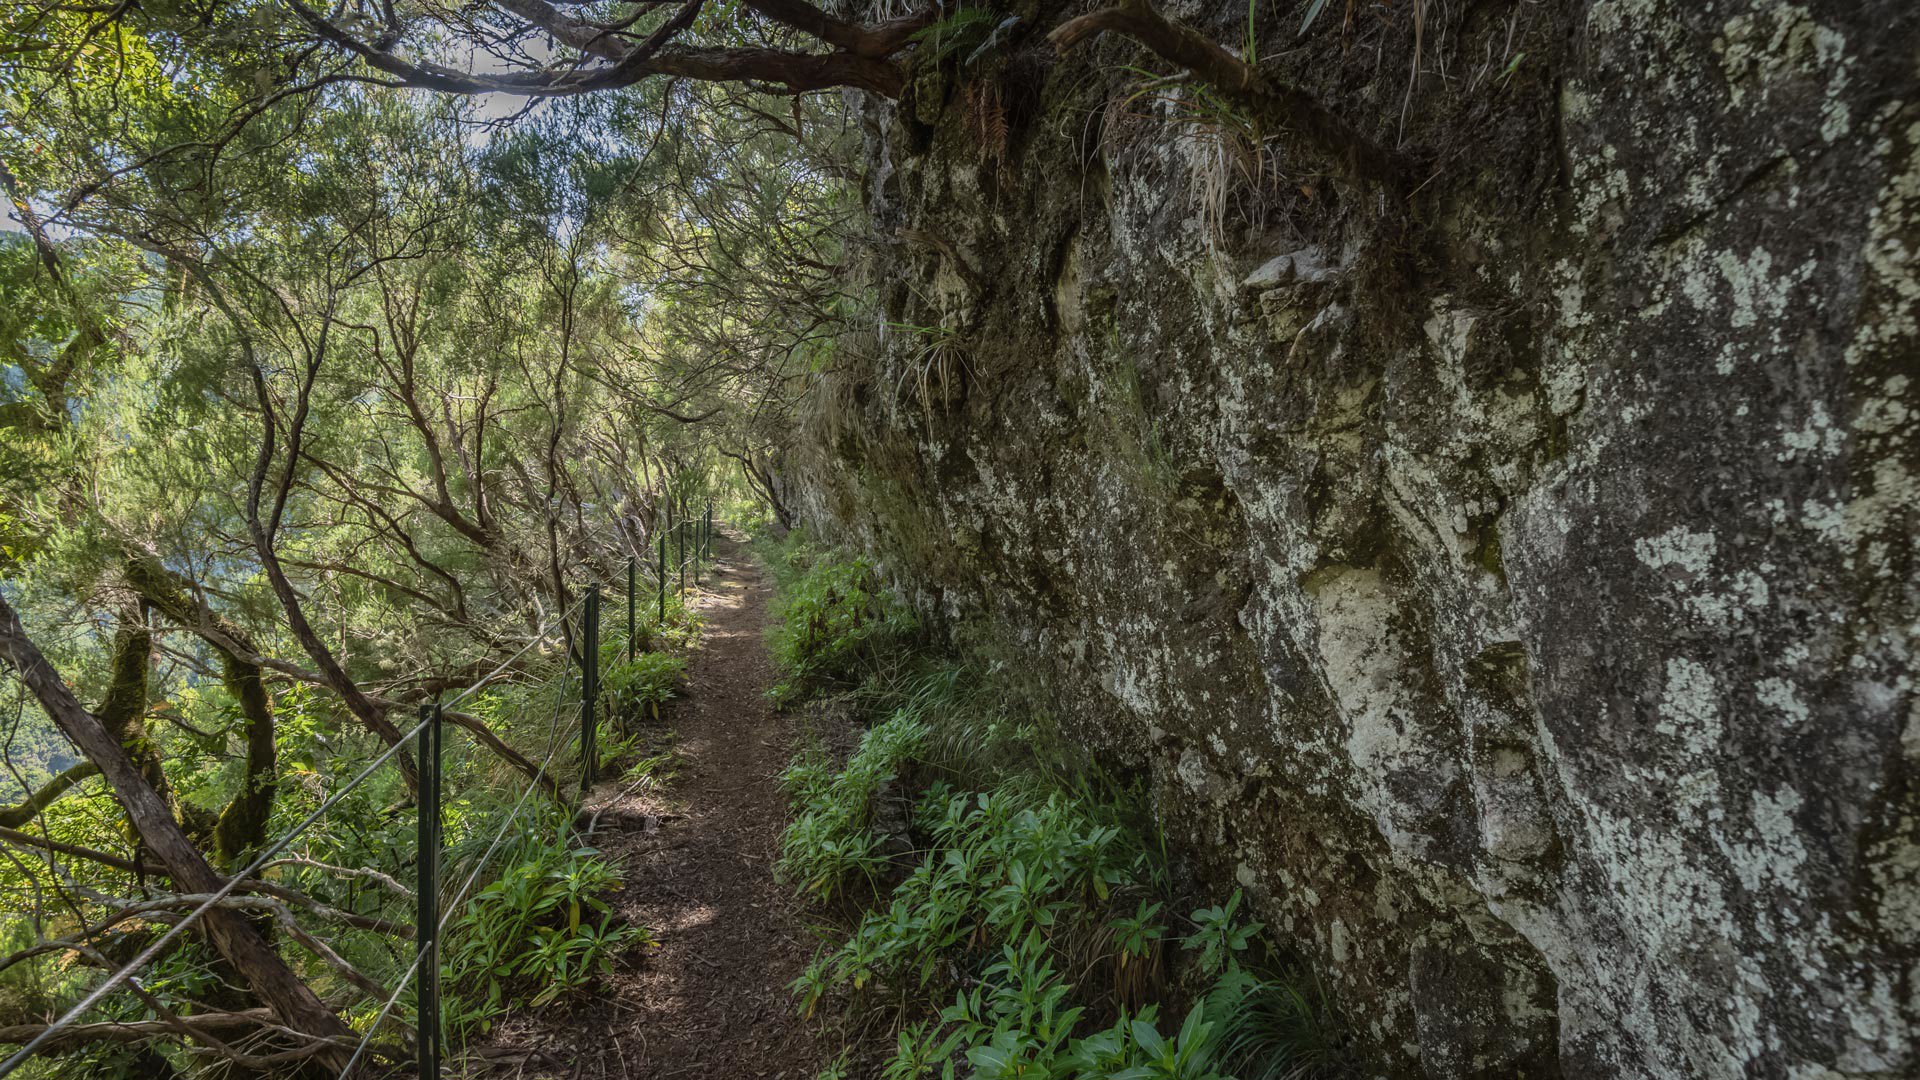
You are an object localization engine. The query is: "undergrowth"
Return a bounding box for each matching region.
[342,593,702,1056]
[756,529,1349,1080]
[438,804,650,1035]
[762,531,918,703]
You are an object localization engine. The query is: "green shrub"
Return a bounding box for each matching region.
[762,537,917,700]
[599,587,703,661]
[788,748,1338,1079]
[438,821,649,1037]
[603,651,689,725]
[766,557,1348,1080]
[778,711,929,902]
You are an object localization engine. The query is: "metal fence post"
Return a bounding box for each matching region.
[417,701,441,1080]
[678,520,687,596]
[580,587,600,793]
[626,556,636,663]
[657,532,666,624]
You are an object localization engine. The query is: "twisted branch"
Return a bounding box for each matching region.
[1051,0,1404,188]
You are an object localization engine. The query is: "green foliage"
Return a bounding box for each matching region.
[0,0,851,1064]
[440,823,650,1036]
[1185,892,1265,978]
[603,651,690,725]
[909,6,1004,65]
[885,320,972,420]
[763,533,918,700]
[769,540,1350,1080]
[789,751,1333,1078]
[778,711,929,903]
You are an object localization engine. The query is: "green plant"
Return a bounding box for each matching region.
[884,1019,968,1079]
[1110,899,1167,1004]
[792,950,836,1019]
[778,711,929,901]
[909,5,1001,64]
[1220,972,1350,1080]
[815,1049,856,1080]
[624,746,682,785]
[440,829,648,1036]
[603,651,689,725]
[767,539,1350,1080]
[521,918,643,1006]
[1184,890,1264,978]
[766,545,917,700]
[886,320,973,420]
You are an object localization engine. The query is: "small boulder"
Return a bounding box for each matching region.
[1242,246,1335,291]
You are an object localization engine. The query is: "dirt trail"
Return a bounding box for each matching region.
[491,533,827,1079]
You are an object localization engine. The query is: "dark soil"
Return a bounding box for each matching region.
[477,533,831,1079]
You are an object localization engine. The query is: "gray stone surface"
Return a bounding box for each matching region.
[790,2,1920,1075]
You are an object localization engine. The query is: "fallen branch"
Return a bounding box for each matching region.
[1050,0,1403,188]
[259,856,413,900]
[0,1008,277,1051]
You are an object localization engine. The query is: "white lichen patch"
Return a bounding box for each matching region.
[1635,525,1718,574]
[1756,678,1812,726]
[1658,658,1723,748]
[1714,5,1854,140]
[1777,402,1845,461]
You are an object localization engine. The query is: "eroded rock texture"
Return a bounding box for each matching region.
[788,1,1919,1075]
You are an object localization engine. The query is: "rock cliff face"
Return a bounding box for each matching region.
[787,1,1920,1075]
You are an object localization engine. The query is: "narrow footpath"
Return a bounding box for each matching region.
[490,534,829,1078]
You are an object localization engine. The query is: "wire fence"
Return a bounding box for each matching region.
[0,508,720,1079]
[339,666,582,1078]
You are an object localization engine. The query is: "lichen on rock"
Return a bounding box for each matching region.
[790,1,1920,1075]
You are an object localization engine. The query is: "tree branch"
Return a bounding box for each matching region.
[289,0,908,97]
[0,593,353,1065]
[0,761,100,829]
[1050,0,1403,188]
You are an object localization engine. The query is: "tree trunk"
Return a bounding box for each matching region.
[214,652,279,865]
[0,594,352,1067]
[120,554,283,862]
[96,614,172,810]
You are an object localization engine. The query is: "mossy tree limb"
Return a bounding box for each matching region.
[212,653,278,866]
[121,553,279,862]
[0,592,354,1062]
[96,614,172,815]
[0,761,101,829]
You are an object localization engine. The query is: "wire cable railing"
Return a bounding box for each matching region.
[0,705,438,1076]
[339,665,583,1078]
[0,507,720,1080]
[0,585,599,1078]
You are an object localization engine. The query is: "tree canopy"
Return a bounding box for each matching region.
[0,0,865,1067]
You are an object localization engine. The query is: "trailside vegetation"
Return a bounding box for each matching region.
[760,531,1352,1080]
